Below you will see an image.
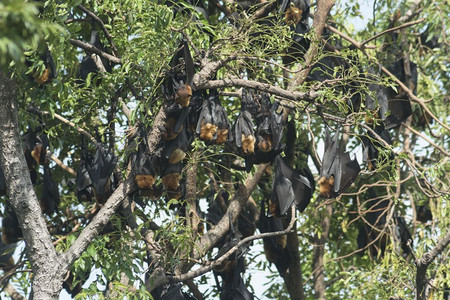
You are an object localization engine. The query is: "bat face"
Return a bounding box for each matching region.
[174,83,192,107]
[87,146,118,204]
[271,155,313,215]
[132,129,156,190]
[319,128,360,198]
[41,166,60,216]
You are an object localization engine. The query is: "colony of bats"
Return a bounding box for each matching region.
[0,0,439,298]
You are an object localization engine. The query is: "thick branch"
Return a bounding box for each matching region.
[0,72,63,299]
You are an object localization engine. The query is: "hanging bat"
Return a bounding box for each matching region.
[163,124,191,165]
[87,145,118,204]
[416,205,432,223]
[23,129,49,166]
[362,124,392,170]
[1,203,22,244]
[79,28,114,81]
[319,127,361,198]
[32,48,57,85]
[76,142,94,203]
[280,0,311,64]
[131,127,156,190]
[271,155,313,216]
[196,90,231,144]
[218,255,254,300]
[0,236,15,271]
[40,165,60,216]
[161,162,182,199]
[0,167,6,196]
[356,188,389,257]
[258,200,291,276]
[393,216,413,257]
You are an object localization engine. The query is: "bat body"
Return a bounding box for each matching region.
[362,124,392,170]
[319,128,361,198]
[41,166,60,216]
[196,90,231,144]
[280,0,311,63]
[0,237,15,271]
[33,48,57,85]
[271,155,313,216]
[131,127,156,190]
[258,201,291,275]
[151,283,197,300]
[235,89,259,164]
[1,203,22,244]
[87,145,118,204]
[23,130,49,167]
[0,167,6,196]
[215,215,253,300]
[76,145,94,203]
[79,29,114,81]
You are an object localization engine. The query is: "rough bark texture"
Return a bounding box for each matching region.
[0,71,64,299]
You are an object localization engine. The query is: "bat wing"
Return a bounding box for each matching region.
[269,102,284,149]
[320,127,339,177]
[335,153,360,194]
[195,99,213,135]
[384,99,412,129]
[279,0,291,13]
[183,41,194,86]
[41,166,60,215]
[174,107,190,134]
[278,155,313,213]
[272,156,296,216]
[88,146,117,197]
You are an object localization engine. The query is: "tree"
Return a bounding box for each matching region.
[0,0,449,299]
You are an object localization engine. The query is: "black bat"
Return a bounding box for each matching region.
[393,216,413,257]
[161,162,182,199]
[40,165,60,216]
[87,145,118,204]
[163,124,191,165]
[76,138,94,202]
[218,256,254,300]
[356,188,389,257]
[131,127,156,190]
[0,237,15,271]
[32,48,57,85]
[271,155,313,216]
[362,124,392,170]
[151,283,197,300]
[79,28,114,81]
[1,202,22,244]
[319,127,361,198]
[0,166,6,196]
[196,90,231,144]
[258,200,291,276]
[280,0,311,64]
[416,205,432,223]
[23,129,49,166]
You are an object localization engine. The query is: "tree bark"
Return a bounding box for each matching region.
[0,71,65,299]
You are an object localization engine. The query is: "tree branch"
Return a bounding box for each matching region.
[68,39,122,65]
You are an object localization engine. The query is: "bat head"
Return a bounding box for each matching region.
[318,175,335,198]
[199,122,217,141]
[241,134,256,155]
[285,6,303,24]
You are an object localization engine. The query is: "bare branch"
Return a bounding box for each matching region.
[69,39,122,65]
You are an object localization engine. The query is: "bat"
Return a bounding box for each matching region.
[131,127,156,190]
[32,48,57,85]
[196,90,231,144]
[258,200,291,276]
[218,257,254,300]
[416,205,432,223]
[0,167,6,196]
[356,188,389,257]
[151,283,197,300]
[362,124,392,170]
[0,237,15,271]
[393,216,413,257]
[280,0,311,64]
[40,165,60,216]
[1,202,23,244]
[87,145,118,204]
[23,129,49,166]
[163,124,191,165]
[76,140,94,203]
[318,127,361,198]
[187,90,205,132]
[271,155,313,216]
[62,271,83,298]
[79,28,114,81]
[161,162,182,199]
